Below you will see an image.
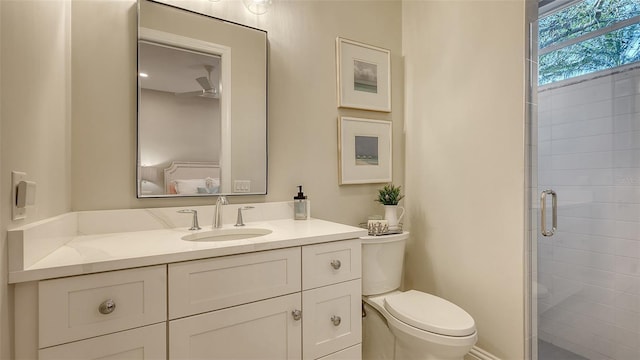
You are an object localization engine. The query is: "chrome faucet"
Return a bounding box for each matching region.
[213,195,228,228]
[177,209,201,230]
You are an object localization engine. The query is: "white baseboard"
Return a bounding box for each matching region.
[466,346,501,360]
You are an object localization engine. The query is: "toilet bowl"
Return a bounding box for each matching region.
[361,232,477,360]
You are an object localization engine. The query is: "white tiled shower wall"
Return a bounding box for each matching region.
[537,66,640,360]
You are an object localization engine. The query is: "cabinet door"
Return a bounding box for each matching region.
[170,293,302,359]
[303,279,362,359]
[38,323,166,360]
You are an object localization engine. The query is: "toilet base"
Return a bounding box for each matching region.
[392,328,473,360]
[363,302,395,360]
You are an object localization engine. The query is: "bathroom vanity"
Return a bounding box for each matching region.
[9,202,366,359]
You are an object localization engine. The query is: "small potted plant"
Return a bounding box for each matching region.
[376,184,404,205]
[375,184,405,229]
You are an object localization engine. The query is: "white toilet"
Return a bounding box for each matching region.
[361,232,477,360]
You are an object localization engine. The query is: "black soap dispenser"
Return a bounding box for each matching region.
[294,185,308,220]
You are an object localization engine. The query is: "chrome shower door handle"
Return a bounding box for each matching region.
[540,189,557,237]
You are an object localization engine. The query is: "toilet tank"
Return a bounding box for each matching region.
[361,232,408,296]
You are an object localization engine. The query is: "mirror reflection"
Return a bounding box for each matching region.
[139,43,223,196]
[137,0,267,198]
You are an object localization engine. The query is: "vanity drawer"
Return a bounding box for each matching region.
[302,239,361,290]
[38,265,167,348]
[169,247,301,319]
[302,279,362,359]
[39,322,166,360]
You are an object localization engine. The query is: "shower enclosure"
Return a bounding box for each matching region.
[529,1,640,359]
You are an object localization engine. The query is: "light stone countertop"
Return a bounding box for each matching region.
[8,203,367,284]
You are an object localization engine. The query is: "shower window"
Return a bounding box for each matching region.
[539,0,640,85]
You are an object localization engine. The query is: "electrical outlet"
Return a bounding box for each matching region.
[233,180,251,193]
[11,171,27,220]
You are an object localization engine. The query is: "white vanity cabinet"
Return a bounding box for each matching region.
[14,239,362,360]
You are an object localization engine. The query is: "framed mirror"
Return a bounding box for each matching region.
[137,0,267,197]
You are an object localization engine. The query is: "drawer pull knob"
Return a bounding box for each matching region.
[330,260,341,270]
[331,315,342,326]
[292,309,302,321]
[98,299,116,315]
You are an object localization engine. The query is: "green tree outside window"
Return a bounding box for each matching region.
[539,0,640,85]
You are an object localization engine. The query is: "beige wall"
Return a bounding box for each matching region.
[71,0,404,227]
[402,1,527,359]
[0,0,72,357]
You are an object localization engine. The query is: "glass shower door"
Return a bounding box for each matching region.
[531,2,640,358]
[535,67,640,360]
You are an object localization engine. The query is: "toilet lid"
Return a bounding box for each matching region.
[384,290,476,337]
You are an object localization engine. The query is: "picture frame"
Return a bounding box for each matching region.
[338,116,392,184]
[336,37,391,112]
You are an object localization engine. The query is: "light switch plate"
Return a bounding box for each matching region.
[233,180,251,193]
[11,171,27,220]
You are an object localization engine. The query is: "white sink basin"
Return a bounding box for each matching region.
[181,228,272,242]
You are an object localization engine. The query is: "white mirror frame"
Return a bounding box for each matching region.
[138,27,232,194]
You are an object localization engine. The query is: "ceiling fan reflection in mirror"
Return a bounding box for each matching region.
[175,65,219,99]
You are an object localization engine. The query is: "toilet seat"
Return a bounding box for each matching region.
[384,290,476,337]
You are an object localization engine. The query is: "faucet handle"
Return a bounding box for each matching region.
[235,206,255,227]
[177,209,202,230]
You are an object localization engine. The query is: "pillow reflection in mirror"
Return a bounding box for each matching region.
[174,179,207,194]
[199,177,221,194]
[197,186,220,194]
[205,177,220,189]
[174,178,221,194]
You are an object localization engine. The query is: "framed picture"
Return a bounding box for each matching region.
[338,116,392,184]
[336,37,391,112]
